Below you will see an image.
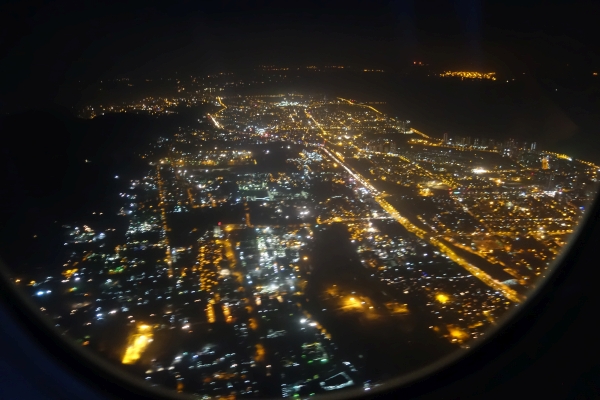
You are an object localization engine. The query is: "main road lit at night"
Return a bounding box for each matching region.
[319,124,523,304]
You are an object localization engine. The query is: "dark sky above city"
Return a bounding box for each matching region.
[1,0,599,112]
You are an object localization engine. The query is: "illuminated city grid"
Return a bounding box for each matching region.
[16,92,599,398]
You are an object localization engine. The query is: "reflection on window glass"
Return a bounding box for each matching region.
[1,1,599,399]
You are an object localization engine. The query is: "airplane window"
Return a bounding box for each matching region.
[1,1,599,399]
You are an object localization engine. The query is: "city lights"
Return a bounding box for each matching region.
[24,77,598,398]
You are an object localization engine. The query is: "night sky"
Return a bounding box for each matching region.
[2,0,599,113]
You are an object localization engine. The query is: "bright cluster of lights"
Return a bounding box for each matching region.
[122,324,153,364]
[439,71,497,80]
[542,151,572,161]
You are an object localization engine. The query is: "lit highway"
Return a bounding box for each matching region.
[319,129,523,304]
[207,113,222,128]
[337,97,433,140]
[206,97,228,129]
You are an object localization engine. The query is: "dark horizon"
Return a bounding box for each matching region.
[2,0,600,113]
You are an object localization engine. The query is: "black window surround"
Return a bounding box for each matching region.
[1,189,599,400]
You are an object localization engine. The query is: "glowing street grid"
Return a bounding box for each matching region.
[19,94,598,399]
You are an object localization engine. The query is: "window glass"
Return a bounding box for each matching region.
[1,1,598,398]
